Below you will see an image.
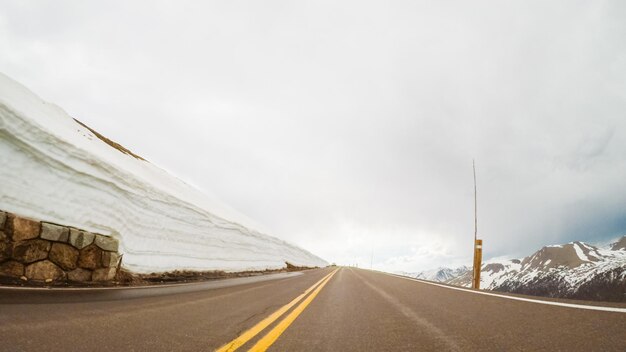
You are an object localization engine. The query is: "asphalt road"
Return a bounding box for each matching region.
[1,267,625,351]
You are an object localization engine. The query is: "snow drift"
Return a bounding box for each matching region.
[0,72,327,273]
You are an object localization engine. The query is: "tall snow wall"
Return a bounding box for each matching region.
[0,73,327,273]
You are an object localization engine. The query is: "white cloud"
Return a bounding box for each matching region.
[1,0,625,272]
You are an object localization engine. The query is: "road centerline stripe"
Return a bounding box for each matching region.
[215,270,336,352]
[247,268,339,352]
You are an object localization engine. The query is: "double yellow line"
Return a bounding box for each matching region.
[217,268,339,352]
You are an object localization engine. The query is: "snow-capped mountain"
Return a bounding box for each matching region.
[446,236,626,302]
[402,266,470,283]
[0,72,327,273]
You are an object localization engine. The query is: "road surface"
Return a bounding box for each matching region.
[1,267,625,351]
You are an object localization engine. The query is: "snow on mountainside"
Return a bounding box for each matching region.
[0,72,327,273]
[446,237,626,302]
[402,266,469,283]
[612,236,626,251]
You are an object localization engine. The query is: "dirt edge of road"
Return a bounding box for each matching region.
[0,262,322,288]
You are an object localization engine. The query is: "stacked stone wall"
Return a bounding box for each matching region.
[0,210,121,283]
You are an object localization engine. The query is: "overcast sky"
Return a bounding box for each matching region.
[1,1,625,272]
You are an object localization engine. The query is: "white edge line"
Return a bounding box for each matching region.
[382,272,626,314]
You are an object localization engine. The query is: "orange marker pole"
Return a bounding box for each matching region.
[473,239,483,289]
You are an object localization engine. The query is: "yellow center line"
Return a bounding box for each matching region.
[247,269,339,352]
[216,269,337,352]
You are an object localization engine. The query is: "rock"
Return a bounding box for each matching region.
[49,243,79,270]
[45,278,52,283]
[12,239,51,263]
[78,244,101,270]
[92,267,116,281]
[69,229,95,249]
[20,275,27,281]
[25,260,65,281]
[0,239,11,263]
[0,260,24,277]
[10,215,40,241]
[68,268,92,282]
[0,211,6,230]
[40,223,69,242]
[101,251,120,268]
[94,235,119,252]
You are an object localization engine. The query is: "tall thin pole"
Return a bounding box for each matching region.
[473,160,477,242]
[472,160,482,289]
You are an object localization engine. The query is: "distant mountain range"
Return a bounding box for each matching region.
[401,236,626,302]
[402,266,470,283]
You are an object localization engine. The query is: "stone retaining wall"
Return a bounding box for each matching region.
[0,210,121,283]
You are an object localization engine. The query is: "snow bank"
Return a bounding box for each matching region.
[0,72,327,273]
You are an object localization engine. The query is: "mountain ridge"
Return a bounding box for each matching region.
[403,235,626,302]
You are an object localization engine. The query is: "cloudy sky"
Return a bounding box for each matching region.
[1,1,625,272]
